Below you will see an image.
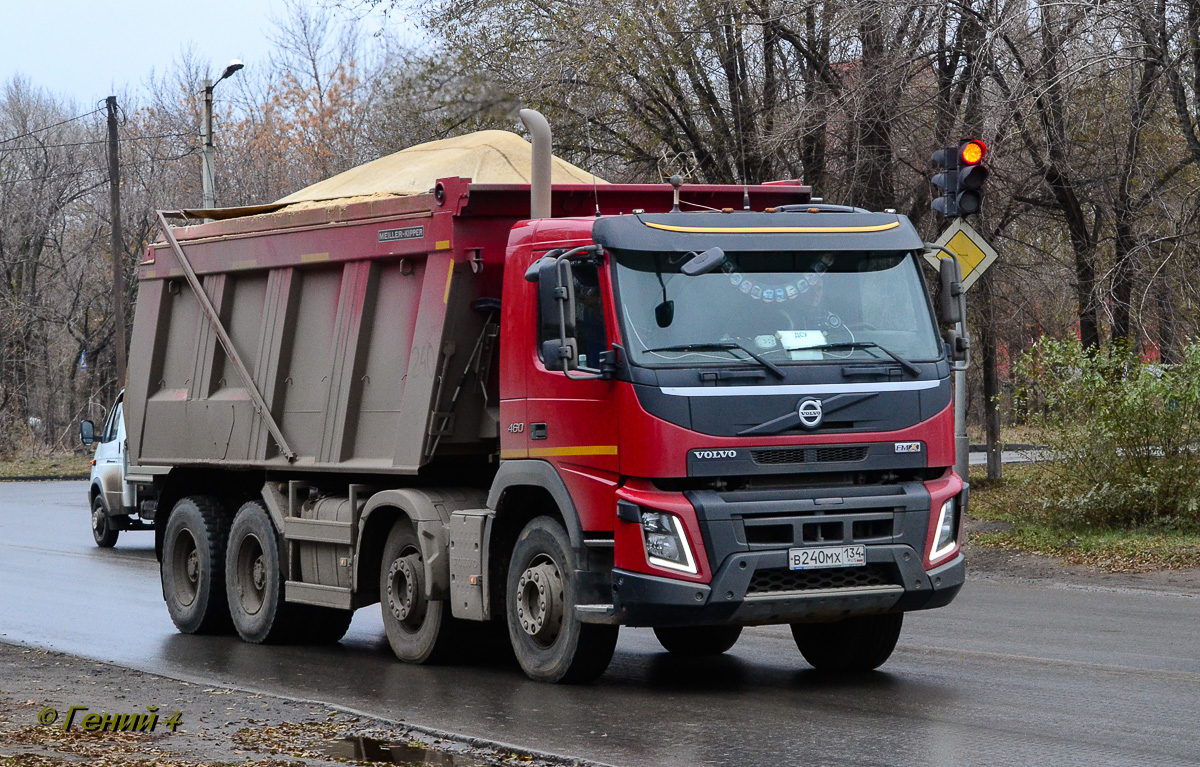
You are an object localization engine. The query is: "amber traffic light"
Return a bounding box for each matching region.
[960,140,985,165]
[932,140,990,218]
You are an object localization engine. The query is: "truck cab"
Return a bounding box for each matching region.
[497,208,964,651]
[80,391,153,547]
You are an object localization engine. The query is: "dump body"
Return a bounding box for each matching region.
[128,181,514,475]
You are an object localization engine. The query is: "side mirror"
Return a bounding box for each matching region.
[80,420,95,446]
[541,337,579,368]
[538,257,577,336]
[681,246,726,276]
[946,328,970,363]
[938,257,963,325]
[537,257,579,372]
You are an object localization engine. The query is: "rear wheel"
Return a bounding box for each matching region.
[506,516,618,683]
[380,520,456,663]
[161,496,231,634]
[91,495,119,548]
[226,501,295,644]
[654,625,742,656]
[790,613,903,672]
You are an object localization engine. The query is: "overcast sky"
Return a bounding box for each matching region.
[0,0,303,107]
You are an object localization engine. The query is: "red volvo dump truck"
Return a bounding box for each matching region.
[125,112,967,683]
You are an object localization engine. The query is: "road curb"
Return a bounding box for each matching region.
[0,474,89,482]
[0,637,617,767]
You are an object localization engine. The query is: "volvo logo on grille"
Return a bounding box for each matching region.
[693,450,739,460]
[797,398,824,429]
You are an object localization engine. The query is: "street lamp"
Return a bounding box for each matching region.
[200,59,245,210]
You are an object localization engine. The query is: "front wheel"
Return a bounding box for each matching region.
[791,613,903,672]
[380,520,456,663]
[654,625,742,656]
[91,495,119,548]
[506,516,618,683]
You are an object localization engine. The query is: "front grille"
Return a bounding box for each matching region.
[751,446,869,466]
[741,515,895,548]
[747,564,894,594]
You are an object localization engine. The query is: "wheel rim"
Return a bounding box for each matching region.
[170,530,199,607]
[387,549,426,632]
[516,555,564,647]
[235,533,267,616]
[91,507,107,539]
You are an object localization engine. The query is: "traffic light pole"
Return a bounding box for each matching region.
[931,140,988,484]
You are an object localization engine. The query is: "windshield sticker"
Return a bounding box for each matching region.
[722,255,833,302]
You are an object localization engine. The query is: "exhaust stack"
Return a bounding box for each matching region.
[519,108,552,220]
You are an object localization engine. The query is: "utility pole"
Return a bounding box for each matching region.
[106,96,127,384]
[200,79,216,209]
[199,60,244,210]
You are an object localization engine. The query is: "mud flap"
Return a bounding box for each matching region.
[448,509,493,621]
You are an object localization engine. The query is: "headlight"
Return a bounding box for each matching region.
[930,497,958,561]
[640,510,698,574]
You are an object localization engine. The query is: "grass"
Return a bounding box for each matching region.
[967,464,1200,573]
[0,452,91,480]
[966,423,1043,446]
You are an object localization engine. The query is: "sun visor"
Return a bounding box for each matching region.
[593,212,924,253]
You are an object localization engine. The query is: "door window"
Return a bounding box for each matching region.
[538,262,608,371]
[102,402,123,443]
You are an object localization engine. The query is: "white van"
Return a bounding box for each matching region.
[80,392,152,547]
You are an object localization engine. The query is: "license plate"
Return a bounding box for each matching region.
[788,545,866,570]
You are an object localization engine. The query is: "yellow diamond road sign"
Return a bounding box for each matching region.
[923,219,997,291]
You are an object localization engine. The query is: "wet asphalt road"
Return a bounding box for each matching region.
[2,481,1199,767]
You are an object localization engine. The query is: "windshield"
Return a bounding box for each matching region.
[611,249,942,367]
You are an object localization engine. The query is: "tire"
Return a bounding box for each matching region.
[226,501,295,644]
[91,495,119,548]
[161,496,231,634]
[654,625,742,656]
[506,516,619,683]
[294,605,354,644]
[380,519,457,663]
[790,613,904,672]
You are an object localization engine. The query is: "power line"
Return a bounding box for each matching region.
[0,167,103,184]
[0,107,105,146]
[0,150,199,184]
[0,131,192,153]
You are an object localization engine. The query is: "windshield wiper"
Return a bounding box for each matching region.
[644,341,786,379]
[803,342,920,377]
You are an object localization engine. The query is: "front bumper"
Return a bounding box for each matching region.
[609,548,964,627]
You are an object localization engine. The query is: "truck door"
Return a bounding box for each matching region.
[96,399,125,513]
[524,259,620,533]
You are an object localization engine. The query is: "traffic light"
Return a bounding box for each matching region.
[931,140,989,217]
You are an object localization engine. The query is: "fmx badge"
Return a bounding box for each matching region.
[378,225,424,243]
[895,441,922,453]
[923,219,997,291]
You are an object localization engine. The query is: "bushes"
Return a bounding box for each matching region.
[1013,338,1200,530]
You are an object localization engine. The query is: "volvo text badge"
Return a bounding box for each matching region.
[797,398,824,429]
